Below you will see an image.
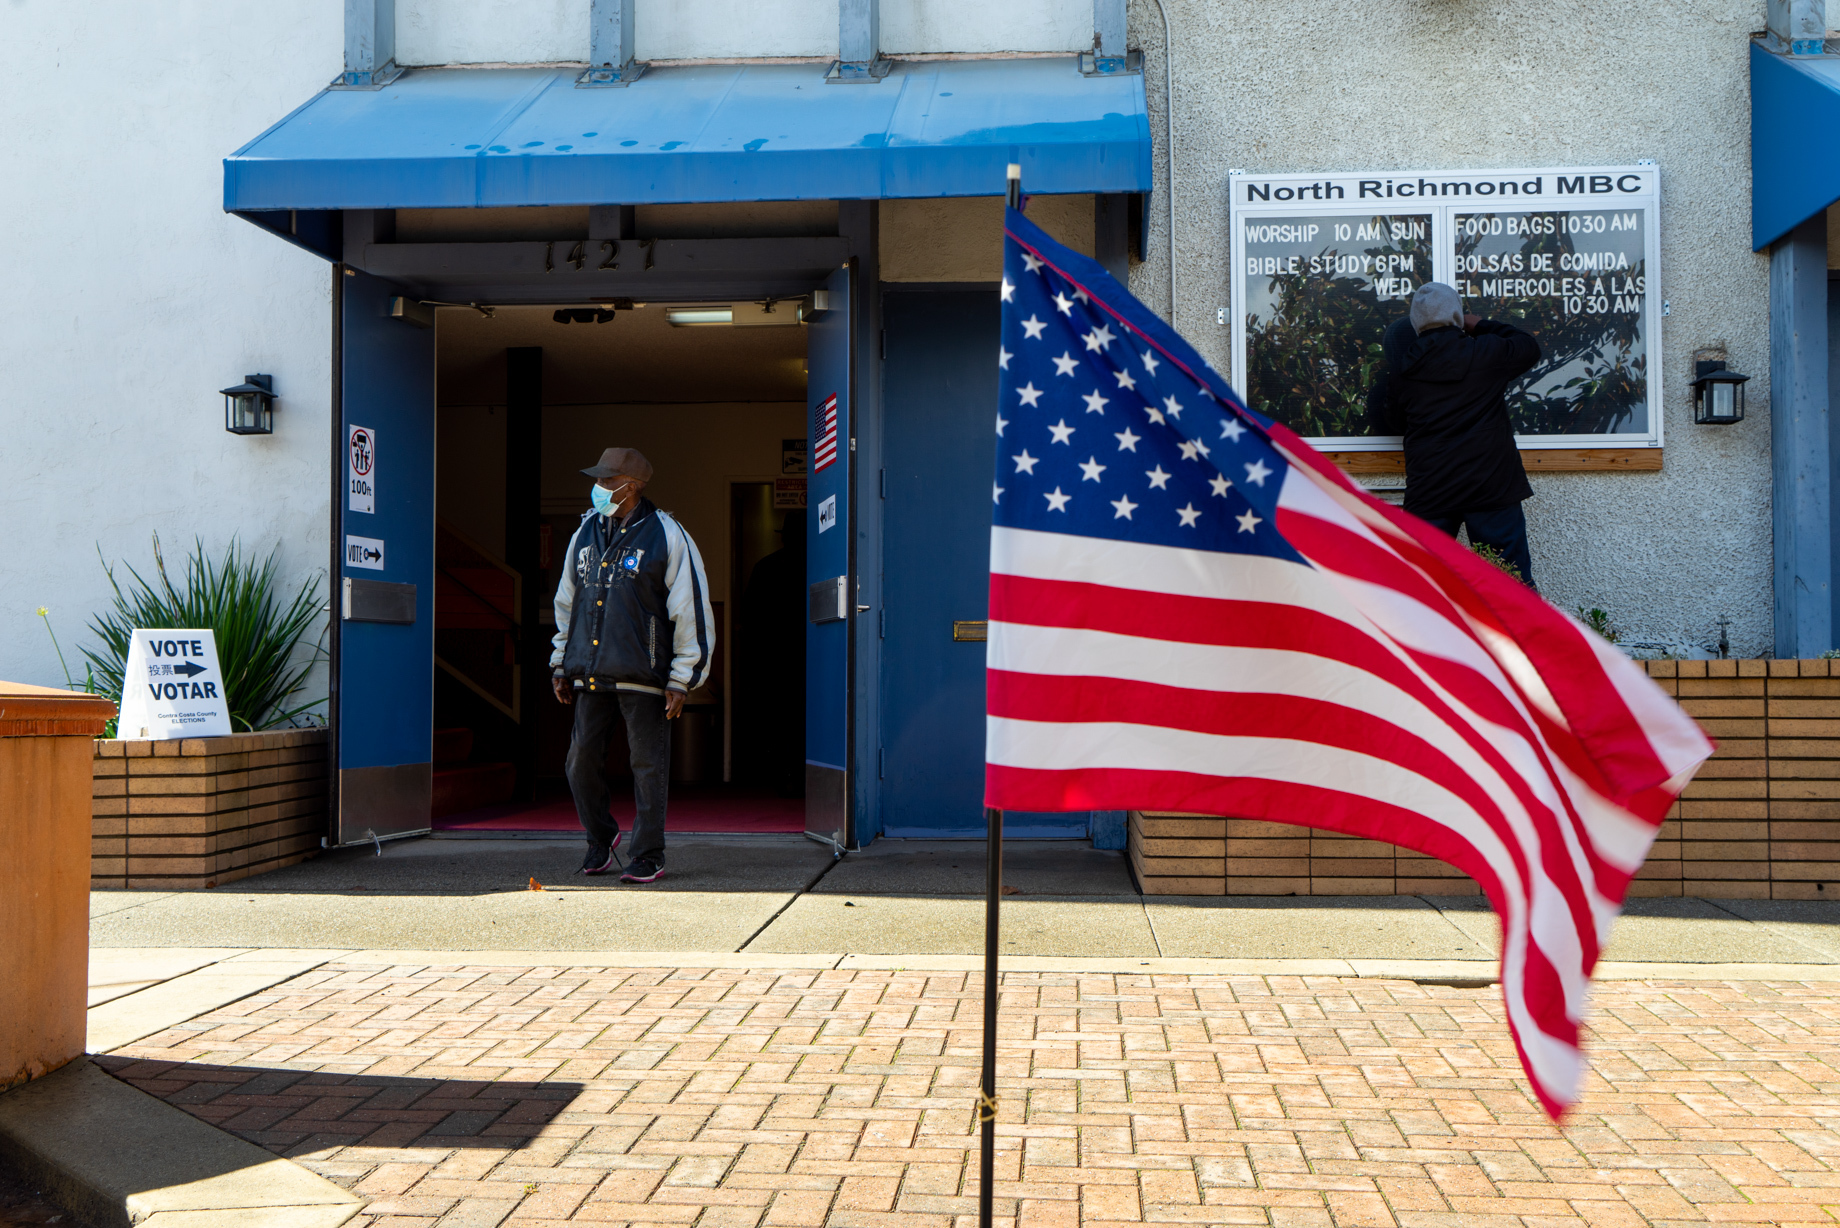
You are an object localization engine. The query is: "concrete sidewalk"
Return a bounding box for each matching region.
[89,835,1840,966]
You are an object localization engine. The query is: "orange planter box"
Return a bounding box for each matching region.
[1,681,115,1089]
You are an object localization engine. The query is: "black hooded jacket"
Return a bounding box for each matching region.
[1366,317,1541,519]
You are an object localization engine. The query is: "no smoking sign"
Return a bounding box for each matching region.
[348,425,376,514]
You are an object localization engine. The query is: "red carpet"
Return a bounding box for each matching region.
[434,787,804,834]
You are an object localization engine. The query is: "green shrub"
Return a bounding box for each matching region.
[84,535,326,732]
[1576,606,1621,644]
[1470,541,1521,579]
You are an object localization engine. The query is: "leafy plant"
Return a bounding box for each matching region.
[36,606,97,693]
[38,605,113,735]
[1576,606,1621,644]
[84,535,326,732]
[1469,542,1522,579]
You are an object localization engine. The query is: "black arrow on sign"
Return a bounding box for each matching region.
[173,661,207,678]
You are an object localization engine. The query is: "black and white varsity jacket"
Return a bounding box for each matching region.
[549,498,715,695]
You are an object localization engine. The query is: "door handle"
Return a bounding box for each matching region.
[344,577,418,625]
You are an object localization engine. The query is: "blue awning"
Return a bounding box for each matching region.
[1752,41,1840,250]
[224,57,1151,213]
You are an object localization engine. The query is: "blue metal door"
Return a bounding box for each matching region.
[806,265,854,845]
[334,268,436,843]
[881,291,1088,838]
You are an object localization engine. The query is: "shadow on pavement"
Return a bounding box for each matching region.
[95,1056,583,1159]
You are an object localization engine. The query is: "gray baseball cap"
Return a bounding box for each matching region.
[581,447,654,483]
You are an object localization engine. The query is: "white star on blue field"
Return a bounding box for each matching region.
[994,211,1300,564]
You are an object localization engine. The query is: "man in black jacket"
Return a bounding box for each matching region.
[551,447,715,883]
[1367,282,1542,586]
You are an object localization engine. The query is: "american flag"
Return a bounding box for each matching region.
[986,206,1713,1117]
[813,393,839,472]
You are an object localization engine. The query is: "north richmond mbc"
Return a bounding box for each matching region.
[1241,174,1650,202]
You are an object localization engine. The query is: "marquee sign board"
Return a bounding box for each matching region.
[1228,164,1662,450]
[116,629,233,740]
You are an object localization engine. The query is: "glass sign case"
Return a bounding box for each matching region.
[1228,165,1662,450]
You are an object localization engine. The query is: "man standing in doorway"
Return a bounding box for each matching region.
[1367,282,1542,586]
[552,447,715,883]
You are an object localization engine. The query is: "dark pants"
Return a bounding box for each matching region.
[1427,503,1535,589]
[565,689,670,864]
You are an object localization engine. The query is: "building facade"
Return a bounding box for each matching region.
[4,0,1834,848]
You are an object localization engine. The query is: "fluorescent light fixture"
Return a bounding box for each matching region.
[665,301,807,327]
[666,307,733,327]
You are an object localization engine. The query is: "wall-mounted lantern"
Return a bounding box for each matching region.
[221,374,275,435]
[1691,360,1748,425]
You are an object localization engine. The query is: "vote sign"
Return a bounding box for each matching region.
[116,630,233,740]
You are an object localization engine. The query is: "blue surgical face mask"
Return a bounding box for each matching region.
[591,481,628,517]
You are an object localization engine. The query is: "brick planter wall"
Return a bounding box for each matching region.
[1129,812,1476,896]
[1127,659,1840,899]
[1643,658,1838,899]
[90,728,328,889]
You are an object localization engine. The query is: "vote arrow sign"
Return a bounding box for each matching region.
[345,534,386,571]
[116,629,233,739]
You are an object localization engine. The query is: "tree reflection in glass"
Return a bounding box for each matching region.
[1244,213,1432,438]
[1454,209,1647,436]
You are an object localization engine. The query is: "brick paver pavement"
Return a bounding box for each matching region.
[95,962,1840,1227]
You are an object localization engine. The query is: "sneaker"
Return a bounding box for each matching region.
[620,857,663,884]
[580,837,620,876]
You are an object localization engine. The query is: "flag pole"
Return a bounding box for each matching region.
[980,805,1002,1228]
[981,162,1019,1228]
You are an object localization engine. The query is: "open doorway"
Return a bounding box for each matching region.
[427,302,810,834]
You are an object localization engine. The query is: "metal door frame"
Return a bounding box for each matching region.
[325,209,884,844]
[328,265,344,840]
[330,264,439,846]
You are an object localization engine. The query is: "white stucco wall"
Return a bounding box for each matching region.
[881,0,1090,54]
[640,0,834,60]
[393,0,1091,64]
[0,2,340,701]
[1127,0,1773,657]
[399,0,590,65]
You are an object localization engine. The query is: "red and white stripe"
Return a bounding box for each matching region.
[986,423,1712,1117]
[812,394,839,472]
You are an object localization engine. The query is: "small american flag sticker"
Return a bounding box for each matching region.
[812,393,839,472]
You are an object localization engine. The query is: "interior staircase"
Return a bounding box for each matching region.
[431,726,517,819]
[430,520,525,820]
